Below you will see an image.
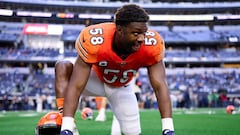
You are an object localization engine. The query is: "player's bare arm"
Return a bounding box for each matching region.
[148,60,172,118]
[148,60,175,135]
[63,56,92,117]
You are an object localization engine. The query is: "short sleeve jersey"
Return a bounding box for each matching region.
[75,23,165,87]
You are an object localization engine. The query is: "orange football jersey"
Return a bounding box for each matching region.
[75,23,165,87]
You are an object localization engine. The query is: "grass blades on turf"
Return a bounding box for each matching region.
[0,108,239,135]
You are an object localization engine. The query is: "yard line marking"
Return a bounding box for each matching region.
[18,113,38,117]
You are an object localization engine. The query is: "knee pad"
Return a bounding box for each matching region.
[120,118,141,135]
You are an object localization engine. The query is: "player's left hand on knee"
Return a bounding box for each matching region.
[162,129,175,135]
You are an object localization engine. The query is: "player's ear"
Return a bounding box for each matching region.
[116,25,124,36]
[116,25,122,32]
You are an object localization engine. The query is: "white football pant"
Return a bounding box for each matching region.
[82,70,141,135]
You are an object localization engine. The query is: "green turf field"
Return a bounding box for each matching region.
[0,108,239,135]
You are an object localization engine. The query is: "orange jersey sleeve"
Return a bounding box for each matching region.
[139,29,165,66]
[75,23,115,63]
[122,29,165,68]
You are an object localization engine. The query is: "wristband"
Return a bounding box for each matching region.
[61,117,75,132]
[162,118,174,131]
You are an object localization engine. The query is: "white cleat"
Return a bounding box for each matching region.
[95,114,106,122]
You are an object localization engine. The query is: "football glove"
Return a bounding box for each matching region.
[60,130,73,135]
[162,129,175,135]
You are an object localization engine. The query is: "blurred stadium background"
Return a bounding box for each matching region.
[0,0,240,134]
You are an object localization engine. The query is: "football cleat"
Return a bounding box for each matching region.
[95,113,106,122]
[162,129,175,135]
[60,130,73,135]
[81,107,93,120]
[35,111,62,135]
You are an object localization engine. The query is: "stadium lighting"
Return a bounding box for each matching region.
[0,9,13,16]
[17,11,52,17]
[149,14,214,21]
[228,36,239,42]
[216,14,240,20]
[56,13,74,18]
[78,14,112,19]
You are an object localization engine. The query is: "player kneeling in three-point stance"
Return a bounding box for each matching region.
[60,4,175,135]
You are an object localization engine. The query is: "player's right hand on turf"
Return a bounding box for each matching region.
[162,129,175,135]
[60,130,73,135]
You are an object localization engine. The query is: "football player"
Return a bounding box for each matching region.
[60,3,175,135]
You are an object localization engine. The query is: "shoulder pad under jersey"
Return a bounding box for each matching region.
[144,29,165,62]
[75,23,115,63]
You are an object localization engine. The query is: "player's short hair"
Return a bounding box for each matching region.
[114,4,149,26]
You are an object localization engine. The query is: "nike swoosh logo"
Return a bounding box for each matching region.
[163,129,170,134]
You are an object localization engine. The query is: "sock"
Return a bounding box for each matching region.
[99,108,105,114]
[56,98,64,113]
[162,118,174,131]
[61,117,75,132]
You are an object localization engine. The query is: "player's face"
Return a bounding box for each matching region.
[121,22,148,54]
